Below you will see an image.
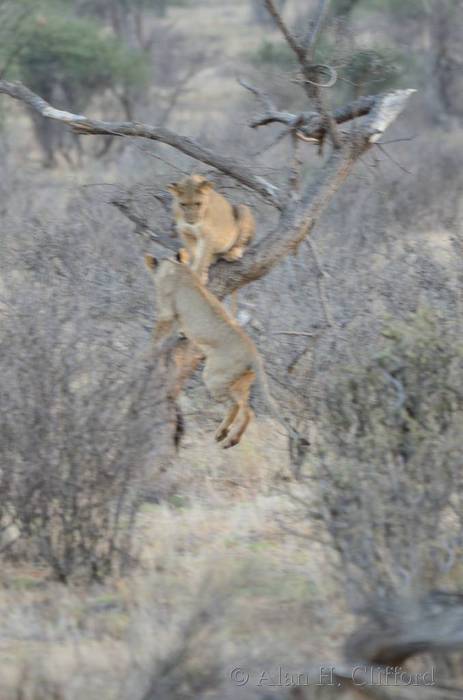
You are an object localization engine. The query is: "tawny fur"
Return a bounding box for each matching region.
[168,174,255,284]
[145,254,280,449]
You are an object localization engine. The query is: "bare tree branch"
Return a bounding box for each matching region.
[263,0,305,61]
[0,79,282,207]
[305,237,334,328]
[365,89,416,142]
[303,0,330,55]
[158,62,202,128]
[238,77,276,113]
[209,146,355,295]
[376,143,413,175]
[287,131,303,197]
[111,196,178,252]
[250,94,377,135]
[273,331,317,337]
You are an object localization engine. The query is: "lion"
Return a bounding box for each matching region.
[167,174,255,284]
[144,253,292,449]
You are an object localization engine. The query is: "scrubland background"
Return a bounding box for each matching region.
[1,0,463,698]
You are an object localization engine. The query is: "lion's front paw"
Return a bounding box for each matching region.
[223,246,244,262]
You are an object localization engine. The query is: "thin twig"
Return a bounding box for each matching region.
[273,331,317,337]
[249,129,290,157]
[303,0,330,56]
[305,238,334,328]
[238,77,275,112]
[132,144,190,175]
[80,182,117,188]
[287,130,303,198]
[158,63,202,127]
[376,143,413,175]
[377,135,416,145]
[263,0,305,60]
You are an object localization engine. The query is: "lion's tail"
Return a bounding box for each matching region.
[253,355,309,479]
[252,355,282,426]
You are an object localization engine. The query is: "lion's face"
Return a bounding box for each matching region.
[168,175,212,225]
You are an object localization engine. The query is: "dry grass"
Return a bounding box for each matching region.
[0,477,345,699]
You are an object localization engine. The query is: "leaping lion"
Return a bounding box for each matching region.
[144,253,293,449]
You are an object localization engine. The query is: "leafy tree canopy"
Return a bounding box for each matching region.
[0,0,148,107]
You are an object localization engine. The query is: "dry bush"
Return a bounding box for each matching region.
[0,195,168,581]
[278,310,463,698]
[0,303,156,581]
[305,310,463,606]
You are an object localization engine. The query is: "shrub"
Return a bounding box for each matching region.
[302,310,463,607]
[0,296,161,581]
[0,210,165,582]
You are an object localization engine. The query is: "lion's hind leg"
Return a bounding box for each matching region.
[223,204,255,263]
[221,370,255,449]
[215,403,239,443]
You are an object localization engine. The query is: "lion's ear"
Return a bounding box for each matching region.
[167,182,179,195]
[144,253,158,271]
[198,179,213,193]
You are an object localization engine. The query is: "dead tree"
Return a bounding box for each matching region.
[0,0,415,472]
